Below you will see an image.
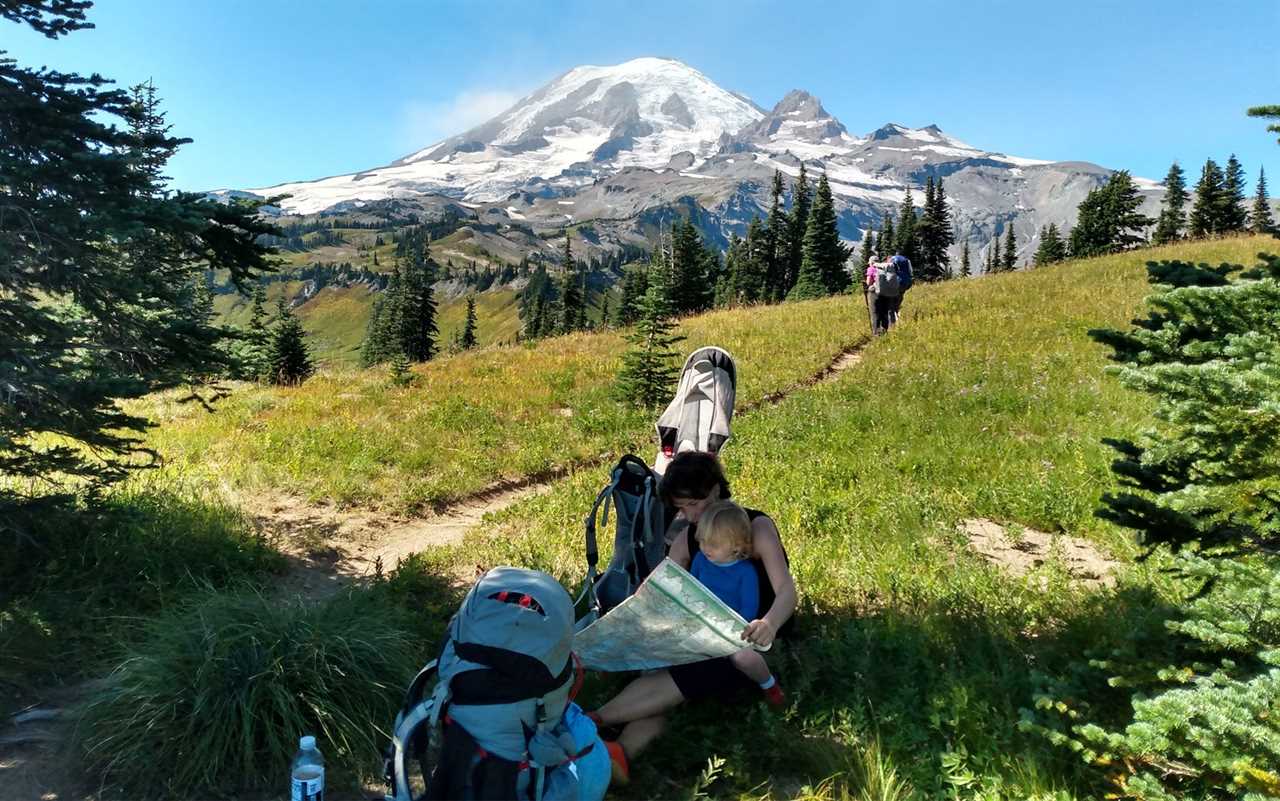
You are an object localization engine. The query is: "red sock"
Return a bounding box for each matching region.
[763,682,785,708]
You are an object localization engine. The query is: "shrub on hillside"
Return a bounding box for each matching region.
[80,586,421,797]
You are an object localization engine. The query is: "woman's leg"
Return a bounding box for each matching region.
[618,714,667,761]
[595,670,685,726]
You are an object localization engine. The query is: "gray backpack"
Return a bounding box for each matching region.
[384,567,591,801]
[874,267,901,298]
[577,455,668,625]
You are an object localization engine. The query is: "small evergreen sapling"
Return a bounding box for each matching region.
[267,299,313,386]
[613,266,685,408]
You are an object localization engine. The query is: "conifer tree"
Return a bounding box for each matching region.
[267,299,313,386]
[786,164,812,294]
[1250,166,1276,234]
[459,295,478,349]
[878,214,894,260]
[234,282,272,379]
[1001,223,1017,271]
[800,173,849,294]
[613,258,685,408]
[614,264,648,326]
[916,176,953,280]
[1220,153,1249,232]
[399,239,439,362]
[1188,158,1226,237]
[1032,223,1067,266]
[1247,103,1280,143]
[989,235,1001,273]
[959,241,971,277]
[1,3,280,522]
[1028,253,1280,798]
[764,170,789,302]
[739,217,768,302]
[1152,161,1188,244]
[362,266,404,365]
[1068,171,1154,256]
[668,218,712,314]
[894,186,918,263]
[558,231,584,334]
[860,230,874,270]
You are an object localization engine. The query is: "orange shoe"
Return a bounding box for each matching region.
[763,682,785,708]
[604,739,630,785]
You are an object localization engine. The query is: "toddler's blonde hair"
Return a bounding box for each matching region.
[697,500,753,559]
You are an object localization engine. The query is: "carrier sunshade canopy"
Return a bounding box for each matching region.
[654,346,736,475]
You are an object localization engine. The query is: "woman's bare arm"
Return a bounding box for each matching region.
[743,515,796,646]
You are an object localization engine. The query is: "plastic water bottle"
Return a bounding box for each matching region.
[291,735,324,801]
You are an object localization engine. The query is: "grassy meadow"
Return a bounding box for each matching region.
[3,235,1273,799]
[133,295,871,511]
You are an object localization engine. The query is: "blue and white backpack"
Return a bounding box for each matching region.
[384,567,606,801]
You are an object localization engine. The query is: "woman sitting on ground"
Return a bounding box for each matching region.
[588,451,797,783]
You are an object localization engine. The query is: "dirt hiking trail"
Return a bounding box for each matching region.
[255,342,868,596]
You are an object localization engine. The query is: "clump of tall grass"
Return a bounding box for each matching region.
[80,586,422,797]
[0,479,284,695]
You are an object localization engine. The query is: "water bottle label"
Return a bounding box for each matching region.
[291,774,323,801]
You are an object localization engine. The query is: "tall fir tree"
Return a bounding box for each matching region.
[362,266,402,366]
[558,231,584,334]
[399,234,439,362]
[1220,153,1249,232]
[1001,223,1018,271]
[739,217,768,302]
[459,295,478,349]
[1033,223,1067,266]
[613,264,649,326]
[878,214,894,260]
[267,299,314,386]
[959,240,971,277]
[894,186,919,264]
[785,164,812,295]
[613,255,685,408]
[916,176,954,280]
[989,235,1001,273]
[1188,158,1227,237]
[800,173,849,294]
[668,218,713,314]
[1250,166,1276,234]
[1068,171,1155,256]
[1152,161,1188,244]
[764,170,789,301]
[860,230,874,270]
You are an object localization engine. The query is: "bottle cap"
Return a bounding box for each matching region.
[300,735,316,749]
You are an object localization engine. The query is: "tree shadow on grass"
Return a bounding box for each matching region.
[594,583,1175,800]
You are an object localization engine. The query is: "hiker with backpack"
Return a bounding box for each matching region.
[584,452,797,783]
[864,257,899,335]
[888,253,913,326]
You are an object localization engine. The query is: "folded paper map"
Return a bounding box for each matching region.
[575,558,768,672]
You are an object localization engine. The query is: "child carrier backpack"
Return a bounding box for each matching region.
[874,267,901,297]
[577,454,668,625]
[384,567,594,801]
[653,347,737,476]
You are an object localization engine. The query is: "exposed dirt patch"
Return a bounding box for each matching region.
[962,518,1120,589]
[0,683,102,801]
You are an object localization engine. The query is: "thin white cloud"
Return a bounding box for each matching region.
[398,88,523,151]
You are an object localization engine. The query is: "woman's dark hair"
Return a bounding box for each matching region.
[659,451,731,504]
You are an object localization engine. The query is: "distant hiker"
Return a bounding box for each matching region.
[586,452,796,780]
[690,500,784,706]
[865,258,898,335]
[888,253,913,327]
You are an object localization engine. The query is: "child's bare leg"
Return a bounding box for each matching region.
[730,648,772,684]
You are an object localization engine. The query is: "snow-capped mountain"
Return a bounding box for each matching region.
[232,57,1160,265]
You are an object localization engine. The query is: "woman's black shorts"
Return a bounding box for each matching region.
[669,656,757,701]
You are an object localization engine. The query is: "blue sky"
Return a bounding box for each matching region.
[7,0,1277,192]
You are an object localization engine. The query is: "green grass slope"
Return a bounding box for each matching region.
[410,235,1273,799]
